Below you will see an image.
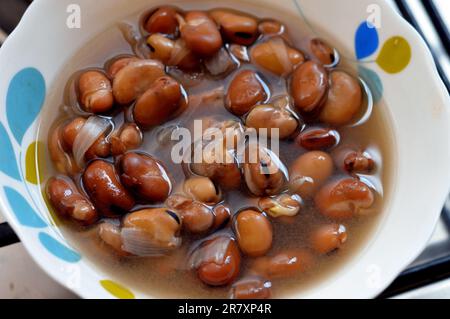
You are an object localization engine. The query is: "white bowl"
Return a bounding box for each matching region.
[0,0,449,299]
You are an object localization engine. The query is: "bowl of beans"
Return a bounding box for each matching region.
[0,0,449,299]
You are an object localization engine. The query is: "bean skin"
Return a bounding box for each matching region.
[83,160,135,217]
[119,152,172,203]
[184,176,221,205]
[78,71,114,114]
[180,11,223,57]
[112,59,165,105]
[196,237,241,286]
[48,123,79,176]
[319,71,362,126]
[98,222,130,257]
[166,194,214,233]
[250,249,315,279]
[310,223,347,254]
[134,76,185,128]
[210,9,259,46]
[296,127,339,150]
[245,104,298,139]
[315,178,375,219]
[289,151,334,198]
[144,6,178,35]
[230,277,272,299]
[46,176,97,225]
[226,70,268,116]
[291,60,328,114]
[234,209,273,257]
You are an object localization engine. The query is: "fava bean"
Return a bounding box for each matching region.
[258,20,284,36]
[230,277,272,299]
[296,127,339,150]
[210,9,259,46]
[310,223,347,254]
[184,176,221,205]
[212,204,232,230]
[107,56,140,78]
[110,123,143,156]
[144,6,179,35]
[315,178,375,219]
[83,160,135,216]
[310,38,338,66]
[78,71,114,114]
[245,104,298,139]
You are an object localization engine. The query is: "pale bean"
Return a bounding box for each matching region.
[78,71,114,113]
[310,223,347,254]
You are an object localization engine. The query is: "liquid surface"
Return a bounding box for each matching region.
[37,3,395,298]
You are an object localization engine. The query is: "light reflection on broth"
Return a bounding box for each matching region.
[37,3,395,298]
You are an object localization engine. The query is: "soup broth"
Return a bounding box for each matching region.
[37,2,394,298]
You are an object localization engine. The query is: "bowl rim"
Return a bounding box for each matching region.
[0,0,450,299]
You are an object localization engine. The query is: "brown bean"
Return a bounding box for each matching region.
[234,209,273,257]
[251,39,305,76]
[133,76,185,128]
[258,20,284,36]
[229,44,250,62]
[107,56,140,78]
[319,71,362,126]
[310,223,347,254]
[244,144,287,196]
[119,152,171,203]
[310,38,338,66]
[110,123,143,156]
[61,117,111,160]
[225,70,268,116]
[245,104,298,139]
[144,6,179,35]
[184,176,221,204]
[98,222,130,257]
[230,277,272,299]
[344,151,375,173]
[46,176,97,225]
[259,193,302,218]
[147,33,175,63]
[289,151,334,198]
[112,59,165,105]
[315,178,375,219]
[296,127,339,150]
[291,60,328,113]
[210,9,259,46]
[78,71,114,113]
[166,194,214,233]
[212,204,232,230]
[195,237,241,286]
[83,160,135,216]
[48,123,79,176]
[180,11,223,57]
[250,249,315,279]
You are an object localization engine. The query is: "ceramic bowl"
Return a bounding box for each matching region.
[0,0,449,298]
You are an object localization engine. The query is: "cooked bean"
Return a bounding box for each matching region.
[244,144,287,196]
[225,70,268,116]
[310,223,347,254]
[190,143,242,190]
[48,123,79,176]
[250,249,315,279]
[334,148,375,173]
[112,59,165,104]
[289,151,334,198]
[78,71,114,113]
[259,194,302,218]
[245,104,298,139]
[212,204,232,230]
[229,44,250,62]
[98,222,130,256]
[144,6,178,35]
[194,236,241,286]
[62,117,111,160]
[315,178,375,219]
[234,209,273,257]
[258,20,284,35]
[83,160,135,216]
[230,277,272,299]
[310,38,338,66]
[296,127,339,150]
[110,123,143,156]
[291,60,328,113]
[210,9,259,46]
[107,56,140,78]
[134,76,185,128]
[204,48,237,76]
[119,152,171,203]
[166,194,214,233]
[319,71,362,126]
[184,176,221,204]
[46,176,97,225]
[180,11,223,57]
[146,34,175,64]
[251,38,305,76]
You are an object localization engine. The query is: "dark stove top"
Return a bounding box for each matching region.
[1,0,450,299]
